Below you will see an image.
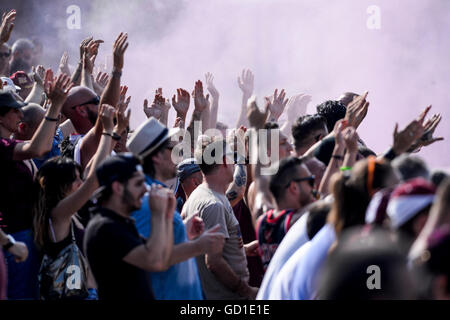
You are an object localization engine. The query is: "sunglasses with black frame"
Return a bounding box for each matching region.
[71,95,100,109]
[285,175,316,188]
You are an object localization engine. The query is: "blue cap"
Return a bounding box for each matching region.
[177,158,201,182]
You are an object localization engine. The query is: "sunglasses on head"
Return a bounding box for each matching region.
[286,175,316,188]
[72,96,100,109]
[0,52,10,58]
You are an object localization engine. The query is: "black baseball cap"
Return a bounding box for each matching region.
[0,91,27,110]
[94,153,144,196]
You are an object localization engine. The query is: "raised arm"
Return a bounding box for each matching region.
[186,80,208,151]
[266,88,288,123]
[50,104,116,224]
[226,127,248,207]
[13,71,73,161]
[381,105,430,161]
[79,33,127,169]
[171,88,190,129]
[236,69,254,128]
[342,126,359,168]
[205,72,220,130]
[318,120,346,196]
[80,39,100,91]
[0,9,16,46]
[25,65,46,105]
[280,94,311,136]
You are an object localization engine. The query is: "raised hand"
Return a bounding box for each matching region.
[172,88,190,118]
[237,69,254,96]
[95,71,109,90]
[333,119,347,149]
[266,89,288,121]
[408,112,444,152]
[31,65,45,87]
[345,91,369,129]
[343,126,359,153]
[45,70,74,108]
[113,32,128,71]
[118,95,131,114]
[246,97,269,129]
[59,52,70,76]
[0,9,16,44]
[285,93,311,120]
[114,108,131,135]
[192,80,209,112]
[143,99,161,119]
[99,104,116,133]
[205,72,219,99]
[392,105,430,155]
[79,37,103,60]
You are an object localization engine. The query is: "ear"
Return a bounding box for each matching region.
[151,151,164,166]
[287,180,299,194]
[74,105,88,118]
[18,122,27,133]
[111,181,124,196]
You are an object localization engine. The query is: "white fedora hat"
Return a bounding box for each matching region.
[126,117,180,158]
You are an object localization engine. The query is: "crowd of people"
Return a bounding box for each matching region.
[0,8,449,301]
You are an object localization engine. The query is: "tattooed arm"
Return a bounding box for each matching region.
[226,163,247,207]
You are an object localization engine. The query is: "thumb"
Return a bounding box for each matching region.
[393,123,399,136]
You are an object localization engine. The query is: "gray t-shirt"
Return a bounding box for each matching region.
[182,184,249,300]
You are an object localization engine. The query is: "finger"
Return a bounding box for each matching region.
[417,105,431,123]
[143,99,148,109]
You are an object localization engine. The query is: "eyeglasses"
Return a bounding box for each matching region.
[72,96,100,109]
[286,175,315,188]
[0,52,10,58]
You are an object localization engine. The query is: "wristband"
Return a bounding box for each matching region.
[112,69,122,77]
[331,154,344,160]
[102,132,121,141]
[45,116,59,122]
[340,166,352,172]
[383,147,397,161]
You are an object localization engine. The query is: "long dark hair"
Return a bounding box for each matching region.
[328,157,397,234]
[33,157,82,248]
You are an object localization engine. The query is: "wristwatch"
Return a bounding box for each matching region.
[102,132,121,141]
[3,234,16,251]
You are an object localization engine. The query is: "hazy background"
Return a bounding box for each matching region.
[2,0,449,169]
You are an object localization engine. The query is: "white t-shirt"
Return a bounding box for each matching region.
[269,241,312,300]
[289,223,336,300]
[256,212,309,300]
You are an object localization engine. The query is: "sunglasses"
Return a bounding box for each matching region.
[0,52,10,58]
[286,175,316,188]
[72,96,100,109]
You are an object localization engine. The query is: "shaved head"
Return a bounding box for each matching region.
[62,86,98,117]
[62,86,98,134]
[14,103,45,140]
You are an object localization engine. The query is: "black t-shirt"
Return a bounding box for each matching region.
[83,207,155,300]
